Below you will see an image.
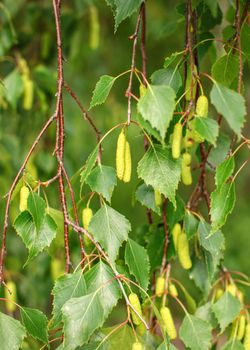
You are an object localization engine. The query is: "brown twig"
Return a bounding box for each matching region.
[125,8,142,124]
[0,113,56,284]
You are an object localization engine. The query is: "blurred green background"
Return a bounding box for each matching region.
[0,0,249,318]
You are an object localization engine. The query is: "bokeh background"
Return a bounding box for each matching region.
[0,0,249,330]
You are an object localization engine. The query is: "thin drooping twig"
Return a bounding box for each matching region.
[125,8,142,124]
[140,2,147,85]
[63,81,102,162]
[53,0,71,273]
[0,113,57,283]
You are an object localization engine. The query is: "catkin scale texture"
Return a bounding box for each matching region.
[82,208,93,231]
[172,223,181,250]
[169,283,178,297]
[19,185,30,212]
[116,130,126,180]
[178,233,192,269]
[181,153,192,186]
[196,95,208,117]
[160,306,177,340]
[123,141,132,183]
[172,123,182,159]
[155,276,165,297]
[129,293,143,325]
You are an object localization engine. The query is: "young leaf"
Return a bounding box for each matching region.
[210,182,236,232]
[212,292,241,332]
[0,312,26,350]
[135,183,161,215]
[86,165,117,202]
[125,238,150,291]
[51,271,87,327]
[210,83,246,137]
[215,157,235,189]
[193,117,219,146]
[179,314,212,350]
[62,262,120,349]
[14,193,57,265]
[137,85,176,140]
[151,68,182,93]
[89,75,116,109]
[80,145,99,186]
[89,204,131,262]
[20,307,48,344]
[114,0,143,30]
[137,145,181,207]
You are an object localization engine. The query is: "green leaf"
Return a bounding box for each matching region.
[89,75,116,109]
[62,262,120,349]
[215,157,235,189]
[137,85,176,140]
[114,0,143,30]
[101,325,134,350]
[80,146,99,186]
[137,145,181,206]
[51,270,87,327]
[190,259,211,294]
[14,193,57,265]
[179,314,212,350]
[125,238,150,291]
[195,302,217,328]
[210,83,246,137]
[0,312,26,350]
[212,53,239,87]
[204,0,218,17]
[135,183,161,215]
[151,68,182,93]
[221,339,245,350]
[184,211,199,240]
[207,132,230,167]
[193,117,219,146]
[198,220,225,255]
[86,165,117,202]
[3,69,23,108]
[135,113,162,143]
[20,307,48,344]
[212,292,241,332]
[241,23,250,59]
[164,51,184,68]
[210,182,236,232]
[89,204,131,262]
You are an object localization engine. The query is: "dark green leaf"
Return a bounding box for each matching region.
[89,75,116,109]
[89,204,131,262]
[210,83,246,137]
[86,165,117,202]
[137,145,181,206]
[114,0,143,30]
[135,184,161,215]
[137,85,176,140]
[212,53,239,87]
[215,157,235,189]
[20,307,48,343]
[125,238,150,291]
[212,292,241,332]
[151,68,182,93]
[0,312,26,350]
[184,211,199,240]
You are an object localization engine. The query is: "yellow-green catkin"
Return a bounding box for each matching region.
[226,283,237,297]
[160,306,177,340]
[195,95,208,117]
[169,283,178,297]
[172,223,182,250]
[181,152,192,186]
[19,185,30,212]
[123,141,132,183]
[172,123,183,159]
[129,293,143,326]
[89,5,100,50]
[139,84,147,98]
[178,232,192,270]
[214,288,224,301]
[237,314,246,340]
[51,258,64,280]
[132,342,143,350]
[116,129,126,180]
[155,276,165,297]
[82,207,93,231]
[244,324,250,349]
[154,190,162,207]
[23,77,34,111]
[5,281,17,313]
